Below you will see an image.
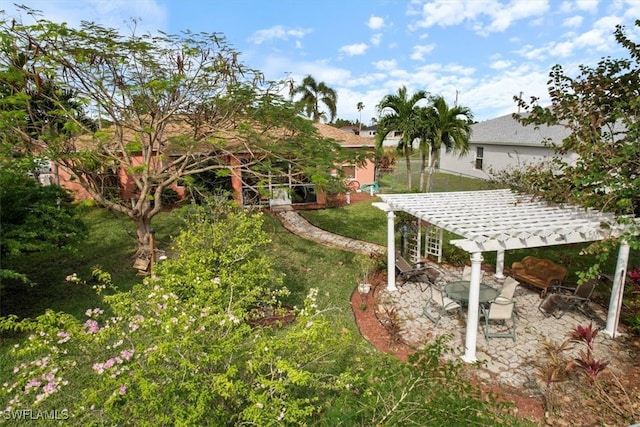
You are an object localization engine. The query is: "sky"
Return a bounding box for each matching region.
[2,0,640,124]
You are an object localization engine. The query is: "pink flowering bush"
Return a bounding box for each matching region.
[0,207,357,425]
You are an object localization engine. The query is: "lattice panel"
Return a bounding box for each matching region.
[424,224,443,263]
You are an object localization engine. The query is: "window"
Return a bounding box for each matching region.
[393,130,402,137]
[342,165,356,179]
[475,147,484,170]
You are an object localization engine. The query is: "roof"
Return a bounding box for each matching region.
[73,118,373,153]
[377,189,631,253]
[471,113,571,147]
[313,122,375,148]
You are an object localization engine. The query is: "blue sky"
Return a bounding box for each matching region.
[3,0,640,123]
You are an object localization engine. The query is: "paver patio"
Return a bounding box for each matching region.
[376,263,638,395]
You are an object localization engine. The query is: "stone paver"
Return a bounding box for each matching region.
[275,208,638,395]
[274,208,385,255]
[377,265,637,395]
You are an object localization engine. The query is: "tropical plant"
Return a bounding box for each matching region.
[357,101,364,132]
[291,75,338,123]
[376,86,428,190]
[0,9,348,260]
[416,95,473,192]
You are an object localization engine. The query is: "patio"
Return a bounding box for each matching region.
[375,264,639,393]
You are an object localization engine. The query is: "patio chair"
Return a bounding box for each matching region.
[423,284,461,327]
[395,251,440,288]
[480,297,517,341]
[537,279,598,319]
[498,277,520,301]
[462,265,485,282]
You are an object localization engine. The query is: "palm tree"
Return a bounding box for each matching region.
[420,95,474,192]
[291,75,337,122]
[357,101,364,133]
[375,86,428,190]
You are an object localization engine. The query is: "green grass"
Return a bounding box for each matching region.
[0,208,183,320]
[378,159,498,193]
[298,197,388,246]
[263,213,369,331]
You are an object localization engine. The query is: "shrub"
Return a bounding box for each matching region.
[0,206,359,425]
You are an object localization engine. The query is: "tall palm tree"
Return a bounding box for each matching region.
[357,101,364,133]
[420,95,474,192]
[376,86,428,190]
[291,75,337,122]
[410,106,436,192]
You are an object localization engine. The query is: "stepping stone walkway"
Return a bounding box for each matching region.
[274,207,385,255]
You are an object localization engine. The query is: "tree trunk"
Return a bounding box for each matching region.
[419,151,426,192]
[134,215,155,261]
[425,147,436,193]
[404,143,412,191]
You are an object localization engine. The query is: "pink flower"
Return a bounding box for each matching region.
[57,331,71,344]
[43,382,57,394]
[83,319,100,334]
[120,349,134,360]
[25,378,41,390]
[119,384,127,396]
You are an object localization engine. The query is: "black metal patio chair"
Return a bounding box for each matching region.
[537,278,598,319]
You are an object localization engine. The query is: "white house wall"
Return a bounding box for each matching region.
[439,143,576,180]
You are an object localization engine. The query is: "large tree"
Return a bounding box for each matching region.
[375,86,428,190]
[0,9,348,260]
[417,96,473,192]
[291,75,338,123]
[513,20,640,222]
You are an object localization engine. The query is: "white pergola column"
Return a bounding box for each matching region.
[386,209,397,291]
[495,250,505,279]
[605,240,630,338]
[462,251,483,363]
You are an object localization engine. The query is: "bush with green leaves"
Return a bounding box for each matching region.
[0,169,87,288]
[0,206,358,425]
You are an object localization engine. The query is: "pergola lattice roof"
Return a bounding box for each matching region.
[378,189,626,253]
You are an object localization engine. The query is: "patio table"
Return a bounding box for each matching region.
[444,280,499,305]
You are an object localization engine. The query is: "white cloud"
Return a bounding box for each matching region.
[563,15,584,28]
[410,44,436,61]
[339,43,368,56]
[368,16,384,30]
[373,59,398,71]
[490,59,512,70]
[249,25,311,44]
[481,0,549,34]
[370,33,383,46]
[411,0,549,35]
[548,40,575,57]
[575,0,599,13]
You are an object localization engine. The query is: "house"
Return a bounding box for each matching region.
[43,120,376,210]
[438,113,575,179]
[238,122,376,208]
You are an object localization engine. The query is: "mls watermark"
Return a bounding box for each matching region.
[2,408,69,421]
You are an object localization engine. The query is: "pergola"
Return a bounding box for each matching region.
[374,189,635,362]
